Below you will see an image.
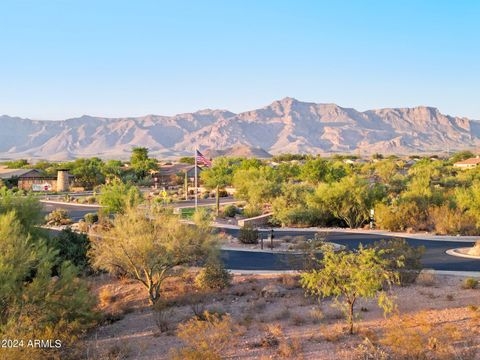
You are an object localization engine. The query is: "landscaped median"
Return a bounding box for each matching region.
[446,241,480,259]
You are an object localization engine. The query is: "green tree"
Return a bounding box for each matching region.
[299,158,348,184]
[456,180,480,227]
[271,183,320,227]
[179,156,195,165]
[97,179,143,215]
[232,166,281,213]
[276,162,301,182]
[0,211,96,359]
[102,159,124,180]
[301,245,400,334]
[89,207,215,304]
[1,159,29,168]
[449,150,474,164]
[70,157,105,189]
[310,175,384,228]
[200,157,233,216]
[49,228,90,272]
[130,147,158,179]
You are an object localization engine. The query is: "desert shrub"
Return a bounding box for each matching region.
[84,212,99,224]
[429,205,478,235]
[45,208,72,226]
[222,205,237,218]
[218,189,228,197]
[374,202,421,232]
[86,196,96,204]
[416,269,437,286]
[195,257,232,291]
[238,225,258,244]
[49,228,90,272]
[347,339,389,360]
[309,307,324,323]
[463,277,479,289]
[381,312,464,359]
[278,337,302,358]
[152,299,175,333]
[261,323,283,347]
[369,238,424,285]
[170,313,239,360]
[99,287,116,308]
[243,206,262,218]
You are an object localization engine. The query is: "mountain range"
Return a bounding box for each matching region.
[1,97,479,160]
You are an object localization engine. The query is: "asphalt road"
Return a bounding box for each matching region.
[42,202,480,272]
[219,230,480,272]
[41,197,237,221]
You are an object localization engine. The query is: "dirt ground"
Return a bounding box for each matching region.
[82,272,480,360]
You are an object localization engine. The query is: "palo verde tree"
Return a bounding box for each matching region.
[301,245,401,334]
[232,165,281,214]
[89,206,215,304]
[97,179,143,215]
[310,175,384,228]
[200,157,233,216]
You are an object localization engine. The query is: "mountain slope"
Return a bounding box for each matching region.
[1,98,479,159]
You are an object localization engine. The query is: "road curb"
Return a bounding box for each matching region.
[40,200,102,208]
[446,248,480,260]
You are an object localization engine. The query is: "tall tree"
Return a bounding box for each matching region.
[200,157,233,216]
[130,147,158,179]
[70,157,105,189]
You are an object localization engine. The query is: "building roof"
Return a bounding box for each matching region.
[0,168,42,179]
[454,157,480,166]
[159,164,203,176]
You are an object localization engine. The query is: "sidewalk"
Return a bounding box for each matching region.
[211,222,480,243]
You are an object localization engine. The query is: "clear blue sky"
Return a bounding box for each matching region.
[1,0,479,120]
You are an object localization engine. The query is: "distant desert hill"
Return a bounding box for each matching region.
[204,145,272,159]
[1,97,479,160]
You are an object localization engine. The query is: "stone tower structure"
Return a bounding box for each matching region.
[56,169,70,192]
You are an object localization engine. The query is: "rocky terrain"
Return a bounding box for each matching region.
[1,97,479,160]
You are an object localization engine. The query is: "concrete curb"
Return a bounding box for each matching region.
[446,248,480,260]
[174,200,239,210]
[229,270,299,275]
[220,243,345,255]
[228,269,480,276]
[40,200,102,208]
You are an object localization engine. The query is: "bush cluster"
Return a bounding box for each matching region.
[238,225,259,244]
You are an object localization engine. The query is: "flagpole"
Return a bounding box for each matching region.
[194,148,198,209]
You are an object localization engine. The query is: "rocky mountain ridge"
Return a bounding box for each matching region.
[1,97,479,159]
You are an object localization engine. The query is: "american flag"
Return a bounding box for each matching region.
[196,150,212,167]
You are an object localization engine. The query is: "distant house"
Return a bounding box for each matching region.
[0,167,72,191]
[0,168,43,180]
[453,156,480,169]
[155,164,204,187]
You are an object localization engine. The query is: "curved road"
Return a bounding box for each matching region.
[42,202,480,272]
